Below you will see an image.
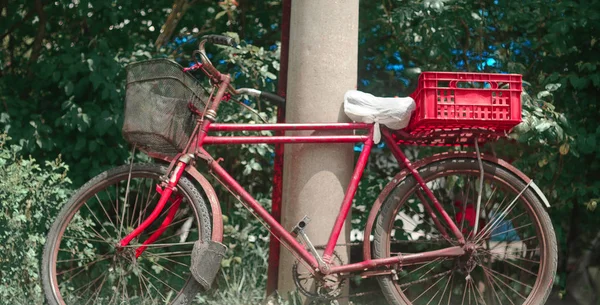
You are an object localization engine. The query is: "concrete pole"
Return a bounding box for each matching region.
[277,0,359,301]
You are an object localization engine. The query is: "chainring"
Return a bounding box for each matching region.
[291,247,345,302]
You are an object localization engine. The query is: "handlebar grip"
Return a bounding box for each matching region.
[260,92,286,107]
[202,35,236,47]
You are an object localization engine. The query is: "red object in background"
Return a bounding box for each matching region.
[408,72,523,133]
[454,201,476,229]
[454,200,486,236]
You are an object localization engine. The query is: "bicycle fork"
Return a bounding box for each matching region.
[118,154,193,257]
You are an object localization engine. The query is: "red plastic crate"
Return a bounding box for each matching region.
[407,72,522,133]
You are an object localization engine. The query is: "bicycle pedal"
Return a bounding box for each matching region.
[190,240,227,290]
[291,215,311,236]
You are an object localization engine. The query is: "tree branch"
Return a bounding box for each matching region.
[0,9,34,41]
[155,0,192,50]
[28,0,47,67]
[459,18,472,71]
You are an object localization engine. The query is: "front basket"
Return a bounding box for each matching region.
[122,59,210,156]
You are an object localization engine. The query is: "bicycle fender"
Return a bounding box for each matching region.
[362,151,548,261]
[185,167,224,243]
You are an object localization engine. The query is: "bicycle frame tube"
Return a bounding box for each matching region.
[381,129,466,244]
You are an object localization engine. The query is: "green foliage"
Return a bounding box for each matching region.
[0,1,282,185]
[0,134,72,303]
[2,0,599,300]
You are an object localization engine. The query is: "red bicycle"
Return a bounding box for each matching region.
[42,35,557,305]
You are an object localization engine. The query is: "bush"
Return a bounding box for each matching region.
[0,134,72,303]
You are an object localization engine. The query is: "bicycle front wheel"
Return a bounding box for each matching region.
[42,164,212,305]
[373,158,557,305]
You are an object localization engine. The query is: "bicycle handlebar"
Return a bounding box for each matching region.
[203,35,237,47]
[196,36,285,107]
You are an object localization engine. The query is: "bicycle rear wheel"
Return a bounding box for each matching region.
[373,158,557,305]
[42,164,212,305]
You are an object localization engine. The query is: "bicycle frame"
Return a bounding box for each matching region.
[202,122,469,274]
[120,75,467,277]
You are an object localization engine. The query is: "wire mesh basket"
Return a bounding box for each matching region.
[122,59,210,156]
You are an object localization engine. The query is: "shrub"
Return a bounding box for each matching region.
[0,134,72,303]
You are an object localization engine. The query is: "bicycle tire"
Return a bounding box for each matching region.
[373,158,557,305]
[42,163,212,305]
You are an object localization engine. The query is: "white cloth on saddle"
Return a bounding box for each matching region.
[344,90,416,143]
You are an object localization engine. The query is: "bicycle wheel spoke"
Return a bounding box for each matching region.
[128,178,143,230]
[459,176,473,233]
[491,253,538,277]
[141,250,192,257]
[138,270,158,304]
[399,258,443,280]
[476,183,531,243]
[468,279,474,305]
[418,258,448,281]
[120,159,135,239]
[71,270,107,297]
[485,267,527,300]
[461,277,469,305]
[479,248,540,265]
[144,252,189,268]
[145,216,191,237]
[400,269,452,289]
[424,276,444,305]
[114,184,121,239]
[87,272,108,305]
[408,269,449,303]
[149,260,187,281]
[154,230,195,244]
[484,266,534,290]
[139,266,179,297]
[82,202,115,241]
[489,222,533,238]
[474,278,486,305]
[437,272,452,305]
[61,235,111,245]
[137,190,159,229]
[446,273,455,305]
[95,194,118,231]
[482,186,499,211]
[57,254,110,277]
[411,194,454,243]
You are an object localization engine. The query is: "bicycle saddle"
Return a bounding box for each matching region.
[344,90,416,142]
